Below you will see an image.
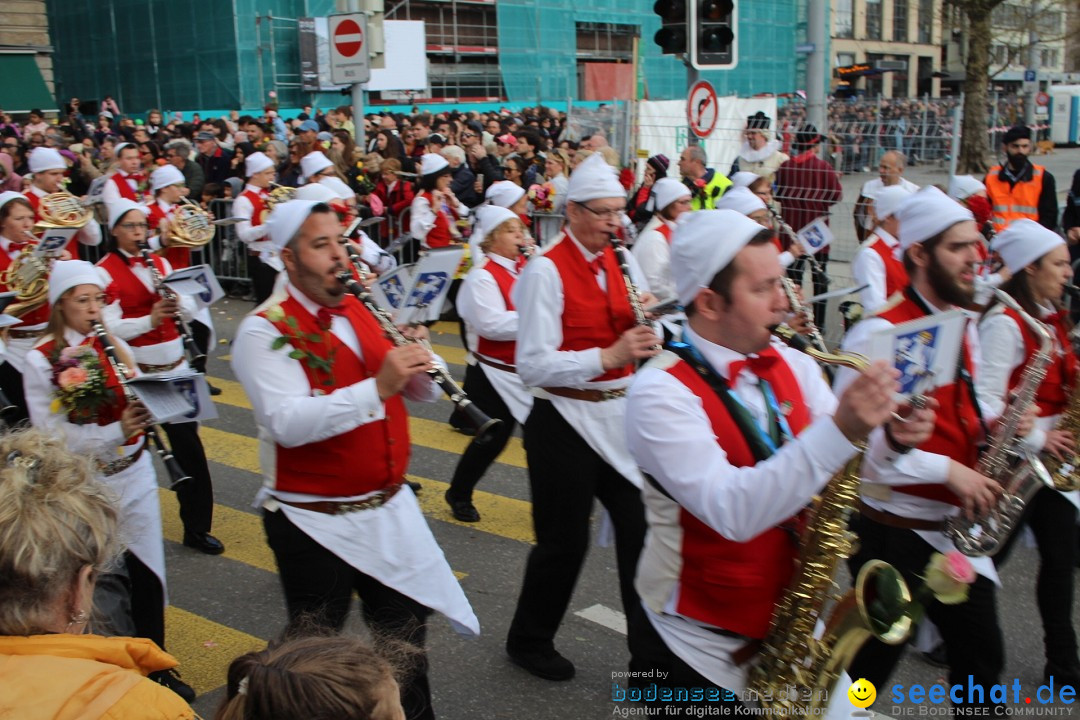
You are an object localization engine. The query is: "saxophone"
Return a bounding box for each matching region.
[749,326,913,717]
[1042,319,1080,491]
[944,289,1055,556]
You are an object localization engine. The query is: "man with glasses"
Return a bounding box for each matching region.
[461,120,503,197]
[163,140,205,201]
[506,153,660,681]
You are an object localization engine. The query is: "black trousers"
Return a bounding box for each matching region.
[786,255,830,332]
[447,363,518,501]
[263,508,435,720]
[161,421,215,535]
[247,254,279,305]
[847,513,1004,709]
[995,485,1079,668]
[92,551,166,650]
[0,361,30,427]
[507,399,648,659]
[189,319,211,375]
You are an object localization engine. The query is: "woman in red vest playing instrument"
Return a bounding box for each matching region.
[21,259,194,702]
[851,185,914,314]
[975,219,1080,688]
[444,206,532,523]
[410,153,467,250]
[632,177,691,306]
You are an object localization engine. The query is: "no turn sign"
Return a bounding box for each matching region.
[687,80,719,139]
[329,13,370,85]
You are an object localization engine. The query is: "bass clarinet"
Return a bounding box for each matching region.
[609,235,660,353]
[335,271,502,443]
[91,320,191,488]
[137,242,206,366]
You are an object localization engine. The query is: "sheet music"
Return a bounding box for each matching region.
[126,370,218,424]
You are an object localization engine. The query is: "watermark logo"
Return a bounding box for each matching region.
[849,679,877,710]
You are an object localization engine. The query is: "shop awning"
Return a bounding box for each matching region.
[0,54,57,113]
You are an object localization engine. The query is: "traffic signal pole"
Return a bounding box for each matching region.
[686,62,700,145]
[806,0,827,143]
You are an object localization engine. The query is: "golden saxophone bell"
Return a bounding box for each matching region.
[35,191,93,230]
[164,200,215,248]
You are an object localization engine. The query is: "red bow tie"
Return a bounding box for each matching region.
[727,347,781,380]
[316,305,347,329]
[588,256,605,275]
[6,240,28,252]
[126,173,146,183]
[515,254,528,273]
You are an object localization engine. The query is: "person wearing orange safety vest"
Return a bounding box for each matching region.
[984,125,1058,234]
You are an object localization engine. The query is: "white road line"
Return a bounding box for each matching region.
[574,603,627,635]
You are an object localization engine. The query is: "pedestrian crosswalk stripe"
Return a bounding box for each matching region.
[195,426,536,544]
[163,606,265,695]
[205,377,527,468]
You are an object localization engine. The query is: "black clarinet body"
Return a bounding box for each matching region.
[137,242,207,367]
[609,235,660,353]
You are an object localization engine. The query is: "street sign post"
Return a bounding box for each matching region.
[329,13,370,85]
[687,80,719,139]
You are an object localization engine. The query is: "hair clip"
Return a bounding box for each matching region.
[237,676,249,696]
[7,450,41,483]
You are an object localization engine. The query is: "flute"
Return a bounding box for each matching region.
[91,320,191,489]
[137,242,206,367]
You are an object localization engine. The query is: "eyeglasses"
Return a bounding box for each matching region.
[117,222,149,230]
[461,133,477,139]
[575,202,624,219]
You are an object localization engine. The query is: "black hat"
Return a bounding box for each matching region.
[1002,125,1031,145]
[464,120,484,135]
[428,133,448,146]
[746,111,771,131]
[647,154,670,178]
[795,123,823,148]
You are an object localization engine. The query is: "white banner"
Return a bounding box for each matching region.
[399,246,464,325]
[164,264,224,308]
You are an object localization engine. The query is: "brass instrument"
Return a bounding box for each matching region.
[1,231,61,319]
[768,205,828,280]
[35,191,93,230]
[610,234,660,353]
[749,325,913,716]
[336,271,502,442]
[90,320,191,489]
[262,182,297,222]
[161,198,214,248]
[945,289,1055,556]
[136,242,207,367]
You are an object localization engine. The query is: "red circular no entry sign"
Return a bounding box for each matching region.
[334,19,364,58]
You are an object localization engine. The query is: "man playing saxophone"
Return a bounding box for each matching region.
[836,187,1032,710]
[625,209,933,707]
[974,219,1080,688]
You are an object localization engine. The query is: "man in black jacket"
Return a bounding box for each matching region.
[461,120,503,196]
[195,130,233,186]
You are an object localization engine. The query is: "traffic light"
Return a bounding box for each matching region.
[362,0,385,70]
[653,0,687,55]
[691,0,737,70]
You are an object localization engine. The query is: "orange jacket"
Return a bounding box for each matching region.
[0,634,194,720]
[986,163,1044,233]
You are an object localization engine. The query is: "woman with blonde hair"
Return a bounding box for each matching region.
[0,427,193,718]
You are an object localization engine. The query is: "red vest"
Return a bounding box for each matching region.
[656,223,673,244]
[23,190,40,216]
[110,173,140,202]
[24,190,82,258]
[866,235,909,300]
[0,245,50,327]
[475,260,517,365]
[35,334,139,444]
[545,236,637,381]
[147,202,192,270]
[241,189,269,225]
[261,293,410,496]
[97,252,179,347]
[1004,307,1077,417]
[419,191,456,248]
[878,293,979,505]
[663,353,811,638]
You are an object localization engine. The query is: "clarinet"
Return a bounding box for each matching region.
[335,271,502,443]
[137,242,207,367]
[609,235,660,353]
[90,320,192,489]
[768,205,829,280]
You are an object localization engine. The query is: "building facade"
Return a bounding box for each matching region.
[0,0,57,113]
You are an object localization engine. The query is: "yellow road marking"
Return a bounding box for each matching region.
[206,377,526,468]
[164,606,265,694]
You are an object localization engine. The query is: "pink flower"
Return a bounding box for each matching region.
[60,345,91,361]
[923,551,975,605]
[57,366,89,390]
[943,550,976,584]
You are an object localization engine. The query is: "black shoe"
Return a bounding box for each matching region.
[506,644,575,681]
[921,641,948,668]
[445,489,480,522]
[406,480,423,494]
[149,668,196,703]
[182,531,225,555]
[208,383,222,396]
[1046,661,1080,689]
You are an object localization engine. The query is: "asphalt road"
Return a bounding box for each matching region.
[163,150,1080,720]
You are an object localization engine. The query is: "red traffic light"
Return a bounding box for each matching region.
[701,0,733,21]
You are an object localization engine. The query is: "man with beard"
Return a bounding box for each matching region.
[984,125,1058,234]
[730,111,787,185]
[836,186,1032,712]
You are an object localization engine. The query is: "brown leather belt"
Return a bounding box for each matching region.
[542,386,627,402]
[858,500,945,532]
[7,328,43,340]
[277,483,404,515]
[98,441,146,476]
[138,357,184,373]
[475,354,516,374]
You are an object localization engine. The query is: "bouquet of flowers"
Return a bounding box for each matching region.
[48,344,113,422]
[528,182,555,212]
[865,551,976,636]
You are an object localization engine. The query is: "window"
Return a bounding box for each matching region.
[1041,48,1060,68]
[836,0,854,38]
[837,52,856,67]
[866,0,883,40]
[893,0,909,42]
[917,0,933,44]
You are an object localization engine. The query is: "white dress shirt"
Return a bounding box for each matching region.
[851,228,901,314]
[627,326,857,692]
[457,252,532,425]
[27,185,102,246]
[231,283,477,635]
[513,230,652,484]
[233,184,281,271]
[100,170,143,206]
[632,215,676,304]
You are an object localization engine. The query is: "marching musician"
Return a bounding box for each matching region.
[412,153,468,250]
[851,185,914,314]
[230,199,478,720]
[22,259,194,702]
[232,151,279,304]
[23,147,102,258]
[96,199,223,557]
[625,209,919,703]
[837,186,1025,707]
[444,205,532,523]
[975,220,1080,688]
[100,143,148,206]
[632,177,691,305]
[505,153,659,681]
[293,182,395,277]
